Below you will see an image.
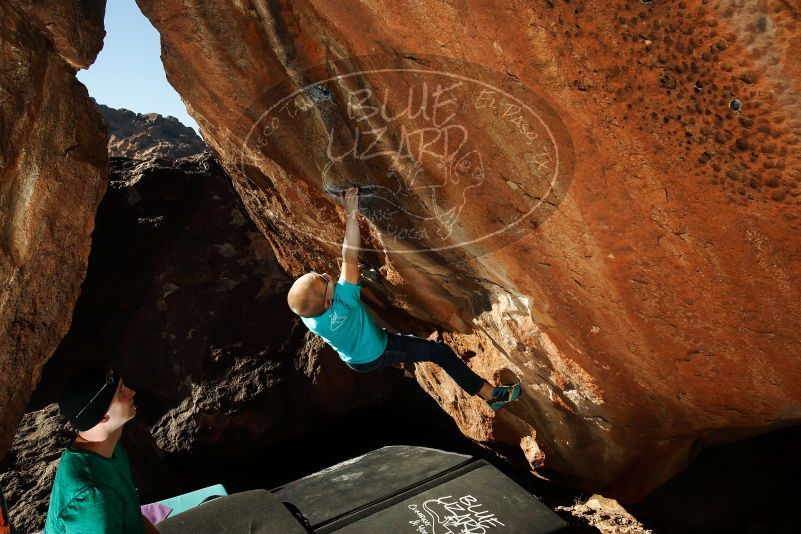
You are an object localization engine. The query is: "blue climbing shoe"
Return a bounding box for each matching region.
[487,383,521,411]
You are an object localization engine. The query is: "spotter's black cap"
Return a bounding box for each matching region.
[58,367,118,431]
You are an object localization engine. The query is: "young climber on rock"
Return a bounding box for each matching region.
[287,186,521,411]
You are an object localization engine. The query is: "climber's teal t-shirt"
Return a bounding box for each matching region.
[302,275,388,364]
[44,443,143,534]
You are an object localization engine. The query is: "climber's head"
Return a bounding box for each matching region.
[59,367,137,438]
[287,272,334,318]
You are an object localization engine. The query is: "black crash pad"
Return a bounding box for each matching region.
[326,462,566,534]
[273,445,472,528]
[157,446,566,533]
[156,489,308,534]
[273,445,566,533]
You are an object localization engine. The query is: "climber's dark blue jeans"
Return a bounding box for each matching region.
[346,332,485,396]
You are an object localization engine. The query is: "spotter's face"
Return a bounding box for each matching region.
[103,379,137,430]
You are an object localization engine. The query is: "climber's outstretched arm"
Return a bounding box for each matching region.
[342,187,360,284]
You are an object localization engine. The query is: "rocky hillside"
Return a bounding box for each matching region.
[94,100,207,159]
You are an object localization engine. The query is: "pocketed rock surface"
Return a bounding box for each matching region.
[135,0,801,499]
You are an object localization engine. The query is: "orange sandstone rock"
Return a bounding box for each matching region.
[136,0,801,499]
[0,1,107,460]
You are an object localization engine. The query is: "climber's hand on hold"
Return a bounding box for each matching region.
[343,186,360,218]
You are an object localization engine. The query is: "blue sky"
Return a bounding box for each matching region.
[77,0,200,133]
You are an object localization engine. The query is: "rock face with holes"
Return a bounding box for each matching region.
[0,0,107,461]
[135,0,801,499]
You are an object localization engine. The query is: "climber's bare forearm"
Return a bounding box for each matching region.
[342,187,360,283]
[342,213,360,273]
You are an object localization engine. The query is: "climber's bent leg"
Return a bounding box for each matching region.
[347,332,485,396]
